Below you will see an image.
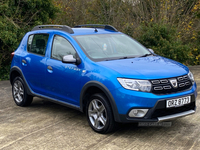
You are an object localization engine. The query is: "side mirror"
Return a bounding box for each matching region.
[62,55,76,63]
[62,55,81,65]
[148,48,155,54]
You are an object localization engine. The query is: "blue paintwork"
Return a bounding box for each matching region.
[111,83,197,114]
[10,27,197,122]
[97,56,189,79]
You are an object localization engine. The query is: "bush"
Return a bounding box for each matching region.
[0,65,10,81]
[134,23,192,65]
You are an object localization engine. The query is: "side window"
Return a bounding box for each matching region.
[27,35,34,52]
[51,35,76,61]
[27,34,49,55]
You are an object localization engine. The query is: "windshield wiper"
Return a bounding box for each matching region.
[105,57,127,61]
[119,56,137,59]
[139,53,153,57]
[105,56,136,61]
[119,56,128,59]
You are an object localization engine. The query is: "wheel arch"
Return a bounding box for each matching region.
[10,66,33,96]
[80,81,121,122]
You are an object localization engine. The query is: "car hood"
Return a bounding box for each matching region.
[97,56,189,79]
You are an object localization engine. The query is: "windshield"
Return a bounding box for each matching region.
[73,34,151,61]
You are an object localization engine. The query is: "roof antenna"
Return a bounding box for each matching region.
[94,28,98,32]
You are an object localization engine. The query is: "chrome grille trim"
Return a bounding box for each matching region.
[183,75,188,80]
[151,80,160,84]
[160,79,168,83]
[163,85,171,89]
[179,83,185,87]
[151,74,192,94]
[177,77,183,81]
[185,81,190,86]
[154,86,163,90]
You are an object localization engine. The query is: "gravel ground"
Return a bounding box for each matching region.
[0,66,199,150]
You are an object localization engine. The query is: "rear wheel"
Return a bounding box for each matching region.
[86,93,116,134]
[12,77,33,106]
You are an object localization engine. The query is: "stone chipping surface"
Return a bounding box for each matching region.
[0,66,199,150]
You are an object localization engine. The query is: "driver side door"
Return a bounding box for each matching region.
[45,35,81,106]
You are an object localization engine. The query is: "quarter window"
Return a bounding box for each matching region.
[27,34,49,55]
[51,35,76,61]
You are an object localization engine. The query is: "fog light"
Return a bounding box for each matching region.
[129,109,149,118]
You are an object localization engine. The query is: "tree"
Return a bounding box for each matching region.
[0,0,58,80]
[52,0,200,65]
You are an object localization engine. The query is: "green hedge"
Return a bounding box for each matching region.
[134,23,193,65]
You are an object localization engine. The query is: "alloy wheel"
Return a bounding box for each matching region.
[88,99,107,130]
[13,80,24,103]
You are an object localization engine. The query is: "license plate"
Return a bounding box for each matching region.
[166,96,191,108]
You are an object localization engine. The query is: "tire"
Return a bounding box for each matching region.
[12,76,33,107]
[86,93,116,134]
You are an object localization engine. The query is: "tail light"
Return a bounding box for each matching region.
[11,52,15,61]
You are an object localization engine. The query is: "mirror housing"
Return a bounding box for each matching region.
[76,57,82,65]
[62,55,81,65]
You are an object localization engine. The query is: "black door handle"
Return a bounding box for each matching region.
[22,59,27,64]
[47,66,53,70]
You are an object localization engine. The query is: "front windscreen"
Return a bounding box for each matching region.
[73,34,151,61]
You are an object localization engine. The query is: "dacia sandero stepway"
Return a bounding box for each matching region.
[10,24,197,133]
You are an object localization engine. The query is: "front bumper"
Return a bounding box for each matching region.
[111,83,197,123]
[117,94,196,123]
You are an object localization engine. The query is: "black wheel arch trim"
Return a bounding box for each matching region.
[10,66,33,96]
[80,81,121,122]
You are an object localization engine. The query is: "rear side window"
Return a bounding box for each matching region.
[27,34,49,55]
[51,35,76,61]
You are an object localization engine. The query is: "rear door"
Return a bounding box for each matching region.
[21,34,49,95]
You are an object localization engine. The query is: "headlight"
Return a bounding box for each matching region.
[188,71,194,84]
[117,78,152,92]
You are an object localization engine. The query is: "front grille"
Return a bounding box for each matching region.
[151,102,195,118]
[150,75,192,94]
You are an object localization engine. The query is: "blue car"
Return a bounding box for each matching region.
[10,24,197,133]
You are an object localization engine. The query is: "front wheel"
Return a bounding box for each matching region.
[86,93,116,134]
[12,77,33,106]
